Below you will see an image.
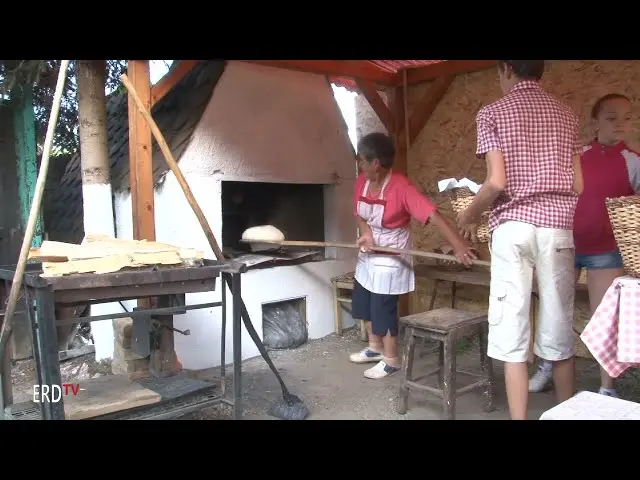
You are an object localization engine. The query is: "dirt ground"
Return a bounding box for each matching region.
[10,327,640,420]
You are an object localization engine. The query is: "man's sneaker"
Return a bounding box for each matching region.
[598,387,619,398]
[529,366,553,393]
[349,348,383,364]
[364,360,401,379]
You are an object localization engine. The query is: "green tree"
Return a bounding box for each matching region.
[0,60,177,154]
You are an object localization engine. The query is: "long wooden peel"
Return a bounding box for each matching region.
[240,239,490,267]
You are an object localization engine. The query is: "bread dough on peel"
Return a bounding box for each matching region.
[241,225,285,242]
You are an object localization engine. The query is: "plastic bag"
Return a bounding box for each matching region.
[263,302,308,349]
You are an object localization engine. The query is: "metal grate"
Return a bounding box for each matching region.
[99,389,223,420]
[5,402,42,420]
[136,371,214,400]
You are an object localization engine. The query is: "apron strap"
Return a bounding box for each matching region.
[362,171,392,200]
[379,170,392,200]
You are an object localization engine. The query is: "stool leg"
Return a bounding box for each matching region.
[442,333,457,420]
[422,281,440,350]
[333,282,342,336]
[478,325,486,372]
[480,323,496,412]
[429,280,440,310]
[397,328,416,415]
[437,342,444,388]
[360,320,368,343]
[451,282,457,309]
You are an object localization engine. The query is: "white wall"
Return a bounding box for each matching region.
[95,61,359,369]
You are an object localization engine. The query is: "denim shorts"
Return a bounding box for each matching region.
[575,250,624,270]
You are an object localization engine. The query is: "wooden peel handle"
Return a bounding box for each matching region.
[241,239,491,267]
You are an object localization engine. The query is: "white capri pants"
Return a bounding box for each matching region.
[487,220,576,363]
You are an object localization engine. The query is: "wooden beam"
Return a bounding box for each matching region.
[355,80,394,133]
[389,85,408,169]
[150,60,200,107]
[404,60,496,84]
[126,61,179,378]
[387,84,410,318]
[407,75,455,144]
[126,60,155,242]
[244,60,397,86]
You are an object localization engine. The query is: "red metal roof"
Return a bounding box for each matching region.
[241,60,496,91]
[331,60,445,90]
[368,60,445,72]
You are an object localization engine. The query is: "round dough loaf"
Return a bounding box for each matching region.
[241,225,285,242]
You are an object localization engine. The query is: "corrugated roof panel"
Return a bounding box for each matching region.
[331,60,446,90]
[368,60,444,73]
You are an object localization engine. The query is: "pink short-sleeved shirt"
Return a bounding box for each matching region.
[353,171,437,229]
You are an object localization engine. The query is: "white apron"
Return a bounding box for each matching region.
[354,173,415,295]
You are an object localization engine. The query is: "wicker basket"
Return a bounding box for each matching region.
[446,187,490,244]
[605,195,640,278]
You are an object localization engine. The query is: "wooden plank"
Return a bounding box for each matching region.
[150,60,200,107]
[245,60,397,85]
[126,60,156,242]
[408,75,454,144]
[405,60,497,84]
[355,79,394,133]
[63,374,161,420]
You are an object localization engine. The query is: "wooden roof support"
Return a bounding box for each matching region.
[355,79,394,133]
[387,81,410,318]
[126,60,156,242]
[403,60,496,84]
[150,60,200,107]
[245,60,397,86]
[407,74,454,145]
[126,60,180,378]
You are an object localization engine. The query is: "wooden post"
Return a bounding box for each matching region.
[126,60,156,242]
[126,60,177,377]
[387,81,410,318]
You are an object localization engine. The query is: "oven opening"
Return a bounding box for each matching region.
[221,180,326,268]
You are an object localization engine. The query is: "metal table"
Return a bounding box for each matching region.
[0,259,247,420]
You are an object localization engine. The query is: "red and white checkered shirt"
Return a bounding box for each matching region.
[476,80,582,232]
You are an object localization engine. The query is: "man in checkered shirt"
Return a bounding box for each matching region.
[457,60,584,420]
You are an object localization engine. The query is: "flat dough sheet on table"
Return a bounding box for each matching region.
[539,391,640,420]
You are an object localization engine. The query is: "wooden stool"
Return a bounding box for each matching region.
[331,272,368,342]
[396,308,495,420]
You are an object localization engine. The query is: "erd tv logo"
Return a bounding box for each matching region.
[33,384,85,403]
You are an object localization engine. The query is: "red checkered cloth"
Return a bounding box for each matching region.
[581,276,640,378]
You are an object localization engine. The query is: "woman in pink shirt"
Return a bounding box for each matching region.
[530,94,640,397]
[349,132,476,379]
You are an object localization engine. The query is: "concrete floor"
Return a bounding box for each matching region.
[183,327,640,420]
[11,326,640,420]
